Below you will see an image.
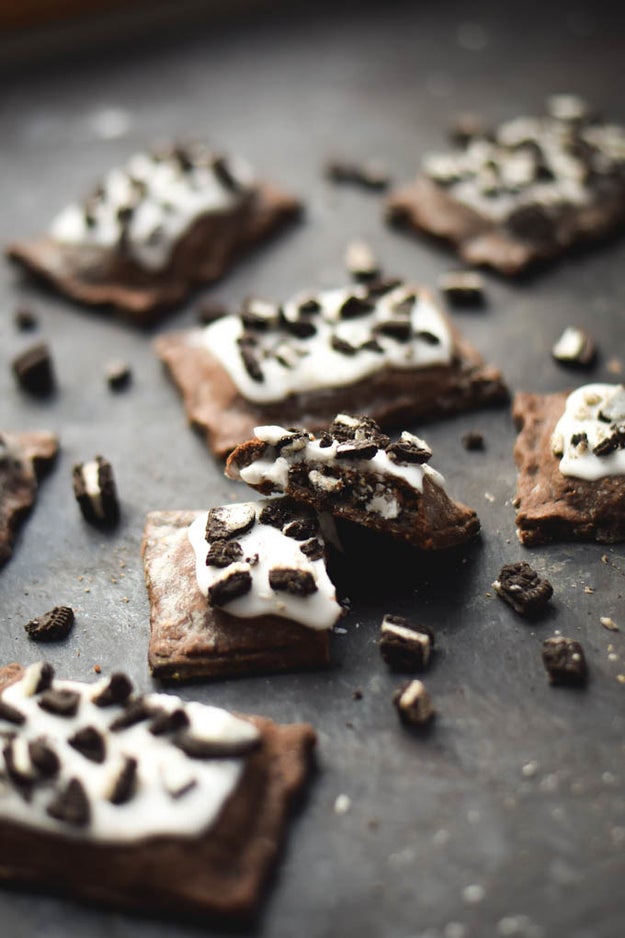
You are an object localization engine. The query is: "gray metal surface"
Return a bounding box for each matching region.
[1,2,625,937]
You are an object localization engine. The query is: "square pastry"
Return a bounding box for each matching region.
[387,96,625,275]
[7,144,301,323]
[513,383,625,544]
[226,414,480,550]
[155,278,507,457]
[0,662,315,922]
[142,498,343,681]
[0,430,58,567]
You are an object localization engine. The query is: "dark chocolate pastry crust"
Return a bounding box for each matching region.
[142,510,331,681]
[0,664,315,923]
[155,310,508,458]
[227,444,480,551]
[7,183,301,324]
[0,431,58,566]
[386,175,625,276]
[513,391,625,545]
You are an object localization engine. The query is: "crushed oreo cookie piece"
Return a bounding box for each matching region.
[175,729,260,760]
[374,319,412,342]
[208,568,253,606]
[28,740,60,779]
[196,299,228,325]
[297,297,322,315]
[108,755,138,805]
[360,337,384,353]
[339,294,375,319]
[325,157,390,190]
[299,538,325,560]
[149,708,190,736]
[92,672,133,707]
[240,297,280,331]
[258,498,303,530]
[438,270,485,306]
[38,688,80,718]
[283,517,319,540]
[11,342,55,396]
[110,698,154,732]
[212,154,240,192]
[393,679,434,726]
[72,456,120,526]
[542,636,588,686]
[331,335,358,356]
[206,539,244,568]
[238,339,264,383]
[14,306,39,332]
[3,739,36,790]
[345,240,380,281]
[462,430,485,451]
[24,662,55,696]
[269,567,318,596]
[47,778,90,827]
[24,605,74,642]
[366,277,403,298]
[379,614,434,671]
[329,414,389,447]
[205,504,256,542]
[275,430,310,456]
[336,440,379,460]
[0,698,26,726]
[593,429,625,457]
[493,561,553,617]
[105,359,132,391]
[68,725,106,763]
[551,327,597,368]
[386,432,432,465]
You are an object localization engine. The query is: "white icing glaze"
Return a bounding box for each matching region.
[188,501,342,631]
[551,383,625,480]
[238,425,445,497]
[200,283,453,404]
[0,666,258,842]
[81,460,104,519]
[49,148,254,271]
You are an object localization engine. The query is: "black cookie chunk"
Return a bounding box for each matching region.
[38,688,80,718]
[379,614,434,671]
[283,517,319,541]
[258,497,304,530]
[542,636,588,686]
[386,432,432,465]
[299,538,325,560]
[108,756,138,805]
[268,567,318,596]
[92,672,133,707]
[206,539,244,567]
[462,430,485,451]
[208,569,253,607]
[105,359,133,391]
[392,679,434,726]
[72,456,120,526]
[205,503,256,542]
[339,294,375,319]
[12,341,55,396]
[335,440,379,460]
[24,605,74,642]
[329,414,389,447]
[47,778,90,827]
[14,306,39,331]
[30,662,55,694]
[149,707,190,736]
[438,270,485,306]
[493,561,553,617]
[110,698,154,731]
[345,240,381,281]
[68,725,106,763]
[28,740,60,779]
[552,326,597,368]
[175,729,260,759]
[0,698,26,726]
[325,157,390,191]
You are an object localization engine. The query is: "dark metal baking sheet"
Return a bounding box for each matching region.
[1,2,625,937]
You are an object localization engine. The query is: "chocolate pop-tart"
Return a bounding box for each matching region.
[0,662,315,922]
[387,95,625,275]
[7,143,301,323]
[0,430,58,567]
[155,278,507,457]
[226,415,480,550]
[513,383,625,545]
[143,497,343,681]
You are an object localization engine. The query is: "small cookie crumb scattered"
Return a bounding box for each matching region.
[12,342,55,396]
[24,605,74,642]
[438,270,484,306]
[105,360,132,391]
[14,306,38,331]
[462,430,485,451]
[72,456,120,526]
[344,240,380,281]
[542,636,588,686]
[379,614,434,671]
[552,326,596,368]
[493,561,553,617]
[600,616,619,632]
[393,679,434,726]
[324,157,390,191]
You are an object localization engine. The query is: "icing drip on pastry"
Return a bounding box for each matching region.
[49,144,255,271]
[188,500,342,630]
[0,664,259,841]
[551,383,625,480]
[200,282,453,404]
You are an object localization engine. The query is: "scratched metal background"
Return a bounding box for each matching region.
[1,2,625,937]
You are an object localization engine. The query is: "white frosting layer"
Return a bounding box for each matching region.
[81,461,104,519]
[49,148,254,271]
[238,425,445,497]
[200,283,453,404]
[424,105,625,222]
[0,666,258,842]
[188,502,342,631]
[551,384,625,480]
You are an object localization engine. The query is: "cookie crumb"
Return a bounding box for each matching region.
[72,456,120,526]
[352,688,363,701]
[345,240,381,281]
[105,360,132,391]
[393,679,434,726]
[542,636,588,686]
[324,157,390,191]
[334,793,352,815]
[14,306,39,331]
[24,606,74,642]
[600,616,619,632]
[379,614,434,671]
[493,561,553,617]
[93,664,101,673]
[12,342,55,396]
[438,270,484,306]
[552,326,596,368]
[462,430,485,451]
